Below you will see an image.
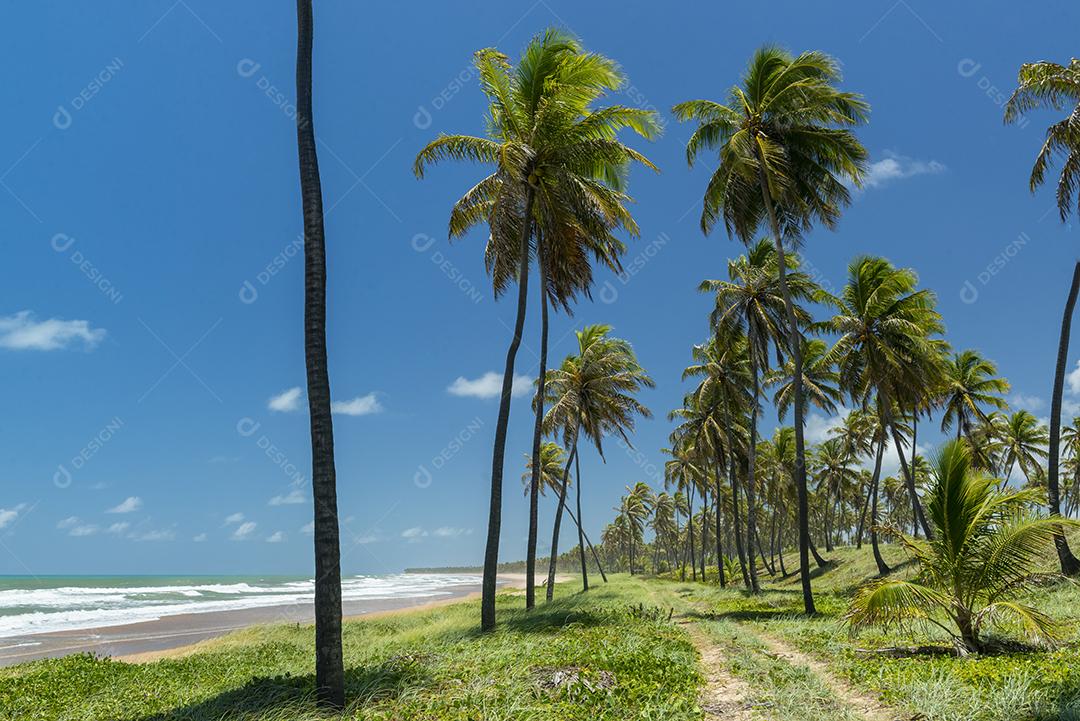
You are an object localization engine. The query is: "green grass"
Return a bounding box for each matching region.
[0,579,701,721]
[663,541,1080,721]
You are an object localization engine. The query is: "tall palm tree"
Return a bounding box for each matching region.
[541,324,653,598]
[813,437,860,552]
[675,46,869,614]
[650,491,679,573]
[663,446,703,580]
[521,441,567,496]
[703,239,819,592]
[765,337,841,421]
[828,256,943,542]
[415,31,659,624]
[939,350,1010,443]
[617,482,654,574]
[295,0,343,707]
[1005,59,1080,575]
[997,410,1050,484]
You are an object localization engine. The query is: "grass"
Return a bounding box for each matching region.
[662,542,1080,721]
[0,579,701,721]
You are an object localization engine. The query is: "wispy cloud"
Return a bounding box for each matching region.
[300,521,314,535]
[106,496,142,514]
[57,516,80,530]
[862,152,946,190]
[1009,392,1045,412]
[0,311,105,351]
[69,524,98,537]
[447,372,532,399]
[106,522,130,535]
[401,526,427,542]
[224,512,245,525]
[131,528,175,542]
[266,531,286,543]
[268,387,303,412]
[269,489,305,506]
[433,527,472,538]
[0,504,27,530]
[193,533,207,542]
[331,393,383,416]
[231,521,257,540]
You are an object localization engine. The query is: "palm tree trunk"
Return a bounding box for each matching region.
[482,187,535,628]
[869,434,891,576]
[525,243,550,610]
[676,507,685,581]
[295,1,344,707]
[756,163,814,614]
[777,516,788,577]
[574,449,588,591]
[721,405,751,589]
[888,415,932,539]
[1049,261,1080,576]
[715,471,726,587]
[563,504,607,581]
[687,484,697,581]
[856,473,871,549]
[546,433,577,601]
[700,490,709,580]
[746,327,762,594]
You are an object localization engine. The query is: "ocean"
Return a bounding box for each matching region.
[0,573,483,640]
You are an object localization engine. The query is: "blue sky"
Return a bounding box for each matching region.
[1,1,1078,575]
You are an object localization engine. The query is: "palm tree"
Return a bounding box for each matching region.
[939,350,1010,443]
[703,239,819,592]
[663,446,702,580]
[765,337,841,421]
[997,410,1050,484]
[617,482,654,574]
[847,440,1079,652]
[1061,417,1080,518]
[521,441,567,496]
[541,324,653,598]
[813,437,860,552]
[415,30,658,623]
[674,47,869,614]
[650,491,679,573]
[828,256,943,543]
[1005,59,1080,575]
[295,0,343,707]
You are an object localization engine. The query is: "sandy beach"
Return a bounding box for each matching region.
[0,573,542,667]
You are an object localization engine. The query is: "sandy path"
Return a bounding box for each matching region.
[678,620,754,720]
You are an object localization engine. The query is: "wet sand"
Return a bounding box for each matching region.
[0,574,539,667]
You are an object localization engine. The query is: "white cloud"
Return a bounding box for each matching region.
[1009,392,1045,411]
[266,531,286,543]
[804,408,851,445]
[1067,360,1080,396]
[269,489,305,506]
[57,516,80,530]
[131,528,175,542]
[0,311,105,351]
[193,533,207,542]
[268,387,303,412]
[231,521,257,540]
[300,521,314,535]
[447,372,532,399]
[352,534,379,545]
[401,526,428,542]
[331,393,383,416]
[433,527,472,538]
[862,152,946,190]
[106,522,130,535]
[224,512,245,525]
[0,504,26,530]
[69,524,98,537]
[106,496,142,514]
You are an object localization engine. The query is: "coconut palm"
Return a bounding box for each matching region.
[650,491,679,573]
[674,46,869,614]
[541,324,653,598]
[703,239,820,592]
[939,350,1010,443]
[522,441,567,496]
[415,30,659,622]
[997,410,1050,485]
[828,256,943,543]
[847,440,1078,652]
[765,337,841,421]
[617,482,654,574]
[1004,58,1080,575]
[814,437,860,552]
[1061,417,1080,517]
[295,0,344,706]
[663,442,705,581]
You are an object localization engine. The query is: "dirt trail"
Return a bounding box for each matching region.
[677,620,755,720]
[752,629,897,721]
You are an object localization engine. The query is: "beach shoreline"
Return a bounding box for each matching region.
[0,573,540,667]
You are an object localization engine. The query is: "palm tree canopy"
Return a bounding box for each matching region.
[766,337,841,419]
[414,28,661,310]
[673,46,869,241]
[939,349,1010,436]
[521,441,567,496]
[1004,59,1080,221]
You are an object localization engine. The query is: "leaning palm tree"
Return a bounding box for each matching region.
[1005,59,1080,575]
[295,0,343,707]
[703,239,820,592]
[847,440,1079,653]
[541,324,653,598]
[674,46,869,614]
[828,256,943,544]
[415,30,659,623]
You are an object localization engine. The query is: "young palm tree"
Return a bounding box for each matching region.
[295,0,343,707]
[847,440,1079,652]
[674,46,869,614]
[997,410,1050,484]
[703,239,819,592]
[541,325,653,597]
[415,30,659,623]
[939,350,1010,443]
[1005,59,1080,575]
[828,256,943,543]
